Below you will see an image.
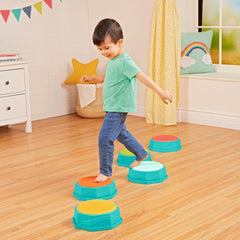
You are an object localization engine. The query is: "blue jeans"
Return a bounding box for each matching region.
[98,112,148,176]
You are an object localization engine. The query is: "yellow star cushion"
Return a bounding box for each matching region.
[64,58,99,84]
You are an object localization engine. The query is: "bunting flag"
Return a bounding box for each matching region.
[23,6,32,19]
[34,2,43,15]
[44,0,53,9]
[0,0,62,23]
[12,9,21,22]
[0,10,10,23]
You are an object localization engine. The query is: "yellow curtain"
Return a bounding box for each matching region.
[146,0,181,125]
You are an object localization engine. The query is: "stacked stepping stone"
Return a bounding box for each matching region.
[72,176,122,231]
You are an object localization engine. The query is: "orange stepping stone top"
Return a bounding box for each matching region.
[152,135,178,142]
[78,176,112,188]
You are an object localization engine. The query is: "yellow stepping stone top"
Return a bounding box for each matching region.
[77,200,117,215]
[120,148,135,156]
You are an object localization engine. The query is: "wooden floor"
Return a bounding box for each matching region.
[0,114,240,240]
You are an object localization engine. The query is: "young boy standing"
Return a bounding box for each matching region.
[81,18,172,182]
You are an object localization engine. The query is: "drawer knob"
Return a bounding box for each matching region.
[5,81,10,85]
[6,106,11,111]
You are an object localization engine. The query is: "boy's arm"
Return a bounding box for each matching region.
[135,71,172,104]
[81,74,105,84]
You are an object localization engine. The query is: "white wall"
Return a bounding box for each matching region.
[179,74,240,130]
[0,0,91,121]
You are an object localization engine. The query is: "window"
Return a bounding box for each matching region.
[198,0,240,66]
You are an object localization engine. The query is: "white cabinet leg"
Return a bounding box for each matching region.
[25,121,32,133]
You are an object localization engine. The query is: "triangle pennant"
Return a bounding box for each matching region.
[44,0,52,9]
[12,9,21,22]
[22,6,32,19]
[0,10,10,23]
[34,1,43,14]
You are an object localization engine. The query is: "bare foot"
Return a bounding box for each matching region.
[94,174,110,183]
[130,154,148,168]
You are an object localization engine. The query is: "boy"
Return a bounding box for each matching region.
[81,18,172,182]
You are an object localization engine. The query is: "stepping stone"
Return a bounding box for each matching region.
[149,135,182,152]
[117,148,152,167]
[73,176,117,201]
[127,161,168,184]
[72,199,123,231]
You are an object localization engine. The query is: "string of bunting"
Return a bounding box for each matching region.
[0,0,62,23]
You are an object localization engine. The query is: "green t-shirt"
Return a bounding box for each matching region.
[103,52,141,112]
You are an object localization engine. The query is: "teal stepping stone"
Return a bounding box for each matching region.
[72,200,123,231]
[149,135,182,152]
[127,161,168,184]
[117,148,152,167]
[73,176,117,201]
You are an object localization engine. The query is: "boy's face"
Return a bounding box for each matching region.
[97,35,123,59]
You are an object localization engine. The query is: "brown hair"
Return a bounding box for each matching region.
[92,18,123,46]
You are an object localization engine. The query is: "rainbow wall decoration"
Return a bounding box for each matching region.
[0,0,62,23]
[181,42,209,57]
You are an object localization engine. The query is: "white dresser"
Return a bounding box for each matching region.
[0,61,32,133]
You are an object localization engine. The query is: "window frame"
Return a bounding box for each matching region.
[198,0,240,67]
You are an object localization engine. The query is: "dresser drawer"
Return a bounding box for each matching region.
[0,94,26,121]
[0,68,25,95]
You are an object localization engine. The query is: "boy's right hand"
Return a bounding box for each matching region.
[80,75,90,84]
[80,74,104,84]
